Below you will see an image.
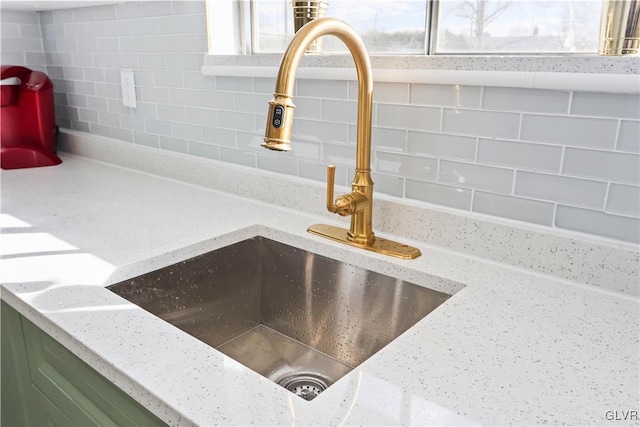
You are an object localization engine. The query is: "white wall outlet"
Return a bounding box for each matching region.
[120,69,137,108]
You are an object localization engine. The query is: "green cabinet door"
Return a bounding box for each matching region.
[1,301,167,427]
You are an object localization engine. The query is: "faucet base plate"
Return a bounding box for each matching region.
[307,224,421,259]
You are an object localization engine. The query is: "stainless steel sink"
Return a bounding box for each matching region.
[108,237,450,400]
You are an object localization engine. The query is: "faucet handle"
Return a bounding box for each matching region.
[326,165,337,213]
[326,165,355,216]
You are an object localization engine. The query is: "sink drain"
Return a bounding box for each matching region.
[278,374,329,401]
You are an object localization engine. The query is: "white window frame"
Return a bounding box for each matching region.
[203,0,640,94]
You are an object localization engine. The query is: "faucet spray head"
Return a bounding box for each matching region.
[262,94,295,152]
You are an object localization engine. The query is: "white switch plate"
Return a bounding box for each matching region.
[120,69,137,108]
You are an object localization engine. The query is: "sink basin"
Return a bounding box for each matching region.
[108,237,450,400]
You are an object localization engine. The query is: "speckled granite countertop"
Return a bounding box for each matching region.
[1,152,638,426]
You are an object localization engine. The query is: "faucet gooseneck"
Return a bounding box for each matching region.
[263,17,421,259]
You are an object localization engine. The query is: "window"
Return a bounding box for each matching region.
[208,0,602,55]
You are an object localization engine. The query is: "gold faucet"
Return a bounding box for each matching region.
[263,17,421,259]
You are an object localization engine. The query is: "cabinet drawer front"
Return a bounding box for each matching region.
[22,318,165,427]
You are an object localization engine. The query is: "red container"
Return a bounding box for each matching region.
[1,65,62,170]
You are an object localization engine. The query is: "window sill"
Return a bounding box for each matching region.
[202,54,640,93]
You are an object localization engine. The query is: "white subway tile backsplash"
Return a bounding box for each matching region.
[104,69,120,84]
[371,127,407,152]
[160,136,189,154]
[183,72,217,90]
[133,102,158,119]
[407,131,476,161]
[442,109,519,139]
[89,123,111,137]
[377,104,441,132]
[370,172,404,197]
[157,104,186,122]
[133,131,159,148]
[1,23,20,38]
[254,77,276,94]
[482,87,570,114]
[172,122,202,141]
[154,70,184,88]
[255,114,268,133]
[157,15,206,35]
[220,147,256,168]
[477,138,562,172]
[20,24,43,39]
[556,205,639,243]
[169,88,200,107]
[188,141,220,160]
[96,37,119,53]
[138,86,169,103]
[298,161,348,186]
[99,111,119,127]
[375,152,437,182]
[47,66,65,79]
[55,38,76,53]
[288,139,321,161]
[119,115,146,132]
[24,52,47,69]
[53,79,75,94]
[440,161,513,194]
[358,82,409,104]
[83,21,107,37]
[68,94,87,108]
[200,90,235,109]
[292,97,321,119]
[217,76,253,92]
[104,20,130,37]
[71,120,90,132]
[617,120,640,153]
[92,53,115,68]
[130,20,159,36]
[172,1,206,15]
[42,24,64,39]
[607,184,640,217]
[52,9,74,24]
[91,5,117,21]
[473,192,555,226]
[185,107,217,127]
[322,99,358,124]
[299,79,348,99]
[571,92,640,120]
[563,148,640,185]
[323,143,357,167]
[411,84,481,108]
[83,67,105,83]
[515,172,607,208]
[78,108,98,123]
[142,1,173,18]
[218,110,255,132]
[236,93,272,114]
[72,7,95,22]
[167,54,202,71]
[297,119,348,144]
[257,154,298,176]
[116,2,143,19]
[236,132,263,151]
[109,127,133,143]
[203,127,236,147]
[1,52,25,65]
[145,118,172,137]
[106,98,130,114]
[405,180,472,210]
[520,115,617,149]
[114,53,139,69]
